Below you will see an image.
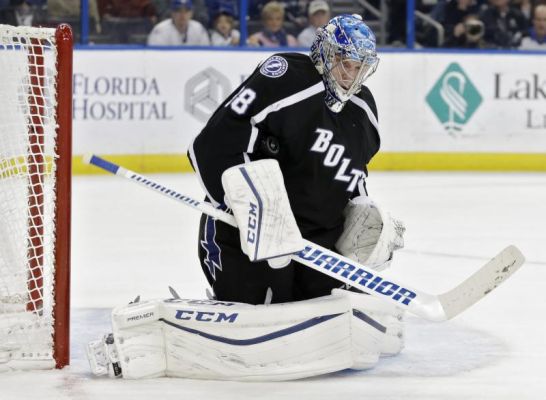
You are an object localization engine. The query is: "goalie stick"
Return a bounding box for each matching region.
[83,154,525,322]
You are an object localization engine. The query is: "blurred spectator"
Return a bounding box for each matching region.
[441,0,480,46]
[297,0,330,47]
[209,1,240,45]
[520,3,546,49]
[147,0,210,45]
[479,0,528,47]
[446,13,490,47]
[247,0,305,27]
[512,0,533,21]
[205,0,237,21]
[0,0,45,26]
[156,0,207,23]
[247,1,298,46]
[281,0,308,29]
[47,0,102,33]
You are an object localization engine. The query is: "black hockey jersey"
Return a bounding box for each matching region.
[189,52,380,243]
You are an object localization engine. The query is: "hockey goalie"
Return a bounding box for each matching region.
[88,14,408,380]
[86,13,524,380]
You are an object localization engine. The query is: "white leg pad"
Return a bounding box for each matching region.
[110,300,166,379]
[92,290,404,380]
[116,322,166,379]
[110,295,355,381]
[333,288,405,369]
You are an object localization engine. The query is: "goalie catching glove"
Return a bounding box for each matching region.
[336,196,405,271]
[221,159,304,268]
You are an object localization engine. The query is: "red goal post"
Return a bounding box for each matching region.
[0,24,72,370]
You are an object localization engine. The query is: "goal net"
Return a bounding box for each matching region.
[0,24,72,370]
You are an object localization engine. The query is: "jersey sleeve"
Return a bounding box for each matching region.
[188,56,291,206]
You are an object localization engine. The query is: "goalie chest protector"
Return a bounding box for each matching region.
[191,52,380,239]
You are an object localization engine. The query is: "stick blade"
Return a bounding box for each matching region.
[438,245,525,320]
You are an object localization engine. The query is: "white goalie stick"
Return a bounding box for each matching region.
[83,154,526,322]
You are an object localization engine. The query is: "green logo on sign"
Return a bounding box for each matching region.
[426,63,482,134]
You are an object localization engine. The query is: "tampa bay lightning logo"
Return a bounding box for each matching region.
[201,216,222,280]
[259,56,288,78]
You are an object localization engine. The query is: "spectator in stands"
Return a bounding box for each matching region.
[512,0,533,22]
[0,0,22,25]
[246,0,305,27]
[447,13,489,47]
[147,0,210,45]
[441,0,480,46]
[156,0,207,24]
[479,0,528,48]
[0,0,44,26]
[297,0,330,47]
[520,3,546,49]
[247,1,298,46]
[47,0,102,33]
[280,0,308,29]
[209,1,240,46]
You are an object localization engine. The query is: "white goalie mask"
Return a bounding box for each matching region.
[310,14,379,113]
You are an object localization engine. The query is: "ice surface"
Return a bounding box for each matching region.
[1,172,545,399]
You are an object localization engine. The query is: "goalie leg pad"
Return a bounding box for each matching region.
[333,288,405,369]
[85,300,166,379]
[89,291,402,380]
[107,295,356,381]
[109,300,166,379]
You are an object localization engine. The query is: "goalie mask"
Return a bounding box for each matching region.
[310,14,379,113]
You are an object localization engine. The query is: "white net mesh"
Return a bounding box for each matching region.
[0,25,59,370]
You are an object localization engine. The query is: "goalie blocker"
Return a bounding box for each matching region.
[221,159,304,268]
[87,289,404,381]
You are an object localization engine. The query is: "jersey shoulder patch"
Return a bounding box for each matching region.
[259,55,289,78]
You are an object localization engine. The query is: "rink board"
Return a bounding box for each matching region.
[70,49,546,173]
